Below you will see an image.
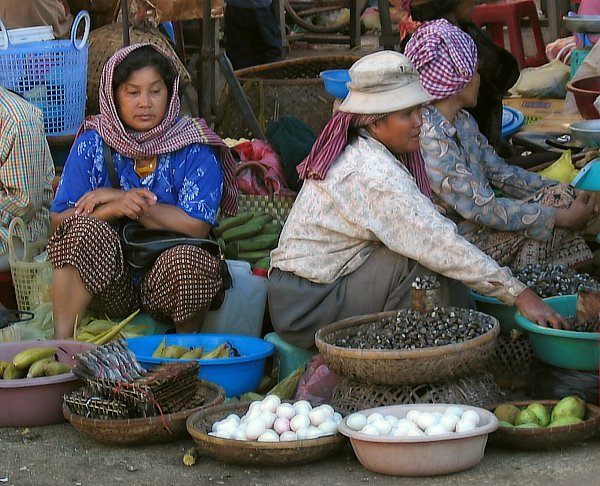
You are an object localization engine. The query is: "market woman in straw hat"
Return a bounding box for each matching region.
[49,43,238,339]
[404,20,596,273]
[268,51,565,350]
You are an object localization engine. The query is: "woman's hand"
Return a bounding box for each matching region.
[514,288,568,330]
[555,191,597,230]
[107,188,157,220]
[75,188,124,215]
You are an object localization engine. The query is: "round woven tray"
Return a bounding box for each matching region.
[315,309,500,386]
[63,380,224,445]
[186,401,347,466]
[331,372,506,416]
[486,400,600,450]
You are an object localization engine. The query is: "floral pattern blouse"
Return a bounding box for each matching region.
[420,105,558,241]
[271,129,526,305]
[52,130,224,225]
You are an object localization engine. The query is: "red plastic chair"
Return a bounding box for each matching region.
[472,0,548,69]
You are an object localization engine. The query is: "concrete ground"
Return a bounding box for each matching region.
[1,420,599,486]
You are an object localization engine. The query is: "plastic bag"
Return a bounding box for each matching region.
[294,354,344,405]
[537,150,579,183]
[234,140,297,196]
[509,59,571,99]
[531,364,599,405]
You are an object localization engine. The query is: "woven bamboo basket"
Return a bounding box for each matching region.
[331,372,506,416]
[86,22,191,115]
[214,55,360,140]
[186,401,347,466]
[236,194,296,226]
[486,400,600,450]
[315,309,500,386]
[62,379,224,445]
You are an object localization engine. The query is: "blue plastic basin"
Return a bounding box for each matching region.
[514,295,599,371]
[469,290,518,334]
[124,334,274,397]
[571,159,600,190]
[320,69,351,99]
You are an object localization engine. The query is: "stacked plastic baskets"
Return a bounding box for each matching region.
[0,11,90,136]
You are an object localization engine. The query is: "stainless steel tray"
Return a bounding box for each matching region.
[563,15,600,34]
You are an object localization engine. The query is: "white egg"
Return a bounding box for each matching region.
[317,404,335,419]
[279,431,297,442]
[360,424,380,436]
[242,407,261,423]
[259,399,278,413]
[425,423,450,436]
[245,418,267,440]
[456,419,477,433]
[273,417,290,435]
[290,414,311,432]
[333,412,343,424]
[392,425,410,437]
[211,419,223,432]
[263,394,281,406]
[444,406,464,418]
[306,425,322,439]
[406,409,422,423]
[293,400,312,410]
[318,419,338,435]
[416,412,439,431]
[234,429,247,441]
[432,412,444,420]
[276,403,296,420]
[308,408,329,427]
[346,413,367,431]
[216,420,238,436]
[257,430,280,442]
[295,428,309,440]
[260,411,276,429]
[384,415,399,427]
[462,410,481,426]
[248,400,262,411]
[406,428,426,437]
[438,414,459,432]
[238,423,247,432]
[371,418,393,436]
[366,412,385,424]
[294,405,311,416]
[226,413,241,424]
[209,430,231,439]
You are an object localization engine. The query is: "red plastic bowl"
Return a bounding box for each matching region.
[0,340,95,427]
[567,74,600,119]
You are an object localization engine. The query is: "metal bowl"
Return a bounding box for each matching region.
[569,119,600,147]
[563,15,600,34]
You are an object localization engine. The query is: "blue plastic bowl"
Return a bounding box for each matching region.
[571,159,600,191]
[469,290,518,334]
[320,69,351,99]
[514,295,599,371]
[124,334,274,397]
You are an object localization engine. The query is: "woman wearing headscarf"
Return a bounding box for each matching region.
[405,20,596,273]
[399,0,519,158]
[267,50,565,350]
[49,43,238,339]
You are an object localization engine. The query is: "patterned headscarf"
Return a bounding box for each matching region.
[404,18,477,100]
[296,111,432,199]
[84,43,238,215]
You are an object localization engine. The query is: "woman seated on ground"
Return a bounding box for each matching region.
[49,43,238,339]
[267,51,565,350]
[404,20,597,273]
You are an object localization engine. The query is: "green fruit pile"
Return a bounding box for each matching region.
[215,211,282,271]
[494,395,587,429]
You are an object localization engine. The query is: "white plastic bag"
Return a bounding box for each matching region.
[509,59,571,99]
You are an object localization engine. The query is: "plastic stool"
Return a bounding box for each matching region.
[472,0,547,69]
[264,332,317,381]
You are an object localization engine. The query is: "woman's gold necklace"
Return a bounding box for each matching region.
[134,156,157,178]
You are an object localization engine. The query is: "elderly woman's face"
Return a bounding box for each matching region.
[115,66,169,132]
[368,106,423,155]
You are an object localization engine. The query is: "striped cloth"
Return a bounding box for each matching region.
[404,18,477,100]
[0,87,54,256]
[84,43,238,215]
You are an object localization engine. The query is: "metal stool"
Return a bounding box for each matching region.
[472,0,548,69]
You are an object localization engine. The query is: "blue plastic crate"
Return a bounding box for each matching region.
[0,11,90,136]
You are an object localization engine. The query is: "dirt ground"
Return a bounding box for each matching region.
[1,420,600,486]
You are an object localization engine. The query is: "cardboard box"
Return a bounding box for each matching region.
[503,97,565,123]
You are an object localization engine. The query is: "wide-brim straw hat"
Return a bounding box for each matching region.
[339,51,433,115]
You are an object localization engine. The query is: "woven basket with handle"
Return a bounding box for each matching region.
[315,309,500,386]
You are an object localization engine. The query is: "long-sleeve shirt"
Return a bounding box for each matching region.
[0,87,54,256]
[271,129,526,305]
[420,105,557,241]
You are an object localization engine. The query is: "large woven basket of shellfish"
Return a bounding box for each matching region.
[315,308,500,386]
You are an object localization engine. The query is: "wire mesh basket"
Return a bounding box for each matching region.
[0,11,90,136]
[8,218,53,312]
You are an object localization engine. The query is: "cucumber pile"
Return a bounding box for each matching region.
[215,212,282,270]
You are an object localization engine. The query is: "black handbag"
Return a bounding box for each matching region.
[102,142,232,297]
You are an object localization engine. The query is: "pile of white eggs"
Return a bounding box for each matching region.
[345,406,482,437]
[209,395,343,442]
